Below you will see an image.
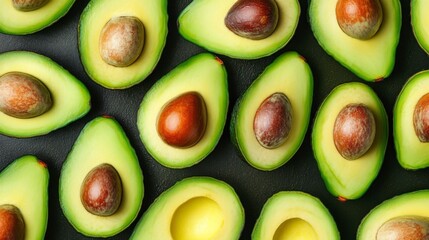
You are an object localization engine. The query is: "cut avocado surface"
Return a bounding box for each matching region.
[178,0,300,59]
[357,190,429,239]
[79,0,168,89]
[312,82,388,200]
[252,191,339,240]
[230,51,313,170]
[130,176,244,240]
[411,0,429,54]
[59,116,144,237]
[0,51,90,138]
[309,0,401,81]
[0,155,49,240]
[394,70,429,169]
[0,0,75,35]
[137,53,228,168]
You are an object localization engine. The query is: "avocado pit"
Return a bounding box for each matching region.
[413,93,429,142]
[0,204,25,240]
[376,216,429,240]
[333,103,376,160]
[12,0,48,11]
[99,16,145,67]
[80,163,122,216]
[335,0,383,40]
[157,91,207,148]
[225,0,279,40]
[253,92,292,149]
[0,72,52,119]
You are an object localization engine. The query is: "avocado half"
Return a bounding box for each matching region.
[252,191,339,239]
[0,155,49,239]
[79,0,168,89]
[309,0,402,81]
[312,82,388,200]
[130,176,244,240]
[0,0,75,35]
[137,53,228,168]
[230,51,313,170]
[394,70,429,169]
[411,0,429,54]
[178,0,300,59]
[0,51,90,138]
[357,190,429,239]
[59,116,144,237]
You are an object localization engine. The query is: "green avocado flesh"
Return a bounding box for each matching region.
[230,51,313,171]
[252,191,339,240]
[312,82,388,200]
[357,190,429,239]
[0,155,49,240]
[411,0,429,54]
[0,0,75,35]
[59,116,144,237]
[137,53,228,168]
[0,51,90,138]
[130,176,244,240]
[394,70,429,169]
[178,0,300,59]
[309,0,401,81]
[79,0,168,89]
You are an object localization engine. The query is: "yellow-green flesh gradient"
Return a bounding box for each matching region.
[59,117,144,237]
[130,177,244,240]
[411,0,429,54]
[0,0,75,35]
[137,53,228,168]
[309,0,401,81]
[252,191,339,240]
[394,70,429,169]
[0,51,90,138]
[79,0,168,89]
[312,82,388,200]
[0,155,49,240]
[232,52,313,170]
[357,190,429,239]
[178,0,300,59]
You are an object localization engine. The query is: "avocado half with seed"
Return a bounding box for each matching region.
[0,51,90,138]
[130,177,244,240]
[230,51,313,171]
[357,190,429,239]
[79,0,168,89]
[312,82,388,200]
[411,0,429,54]
[137,53,228,168]
[394,70,429,169]
[178,0,300,59]
[0,155,49,240]
[252,191,340,239]
[0,0,75,35]
[309,0,402,81]
[59,116,144,237]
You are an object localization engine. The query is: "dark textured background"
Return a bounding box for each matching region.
[0,0,428,239]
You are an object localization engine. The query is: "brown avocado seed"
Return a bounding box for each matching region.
[12,0,48,11]
[336,0,383,40]
[99,16,145,67]
[225,0,279,40]
[157,92,207,148]
[333,103,376,160]
[414,93,429,142]
[376,216,429,240]
[0,204,25,240]
[80,164,122,216]
[0,72,52,119]
[253,93,292,149]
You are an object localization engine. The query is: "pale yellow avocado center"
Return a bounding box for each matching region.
[274,218,318,240]
[170,197,224,240]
